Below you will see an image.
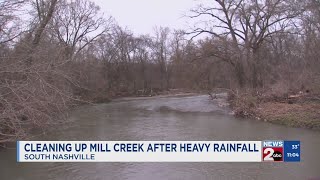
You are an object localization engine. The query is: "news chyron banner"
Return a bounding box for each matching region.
[17,141,300,162]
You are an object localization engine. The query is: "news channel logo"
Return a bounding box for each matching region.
[262,140,300,162]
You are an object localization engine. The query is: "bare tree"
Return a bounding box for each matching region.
[25,0,58,66]
[0,0,26,44]
[301,0,320,91]
[52,0,113,60]
[33,0,58,47]
[188,0,303,88]
[0,0,71,143]
[151,26,171,90]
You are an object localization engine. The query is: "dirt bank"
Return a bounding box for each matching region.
[229,92,320,130]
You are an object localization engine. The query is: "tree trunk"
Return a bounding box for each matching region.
[235,61,246,88]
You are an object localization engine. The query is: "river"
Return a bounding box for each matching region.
[1,94,320,180]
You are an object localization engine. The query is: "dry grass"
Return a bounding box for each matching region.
[256,101,320,129]
[229,91,320,130]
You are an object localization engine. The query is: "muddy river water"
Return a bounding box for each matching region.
[1,95,320,180]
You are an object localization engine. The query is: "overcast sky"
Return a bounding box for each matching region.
[92,0,201,35]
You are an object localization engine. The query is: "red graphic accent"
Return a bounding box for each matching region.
[262,147,283,162]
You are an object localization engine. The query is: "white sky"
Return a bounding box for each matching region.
[92,0,201,35]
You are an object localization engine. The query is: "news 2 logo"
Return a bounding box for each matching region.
[263,140,284,162]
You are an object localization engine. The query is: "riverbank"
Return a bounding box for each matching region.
[229,91,320,130]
